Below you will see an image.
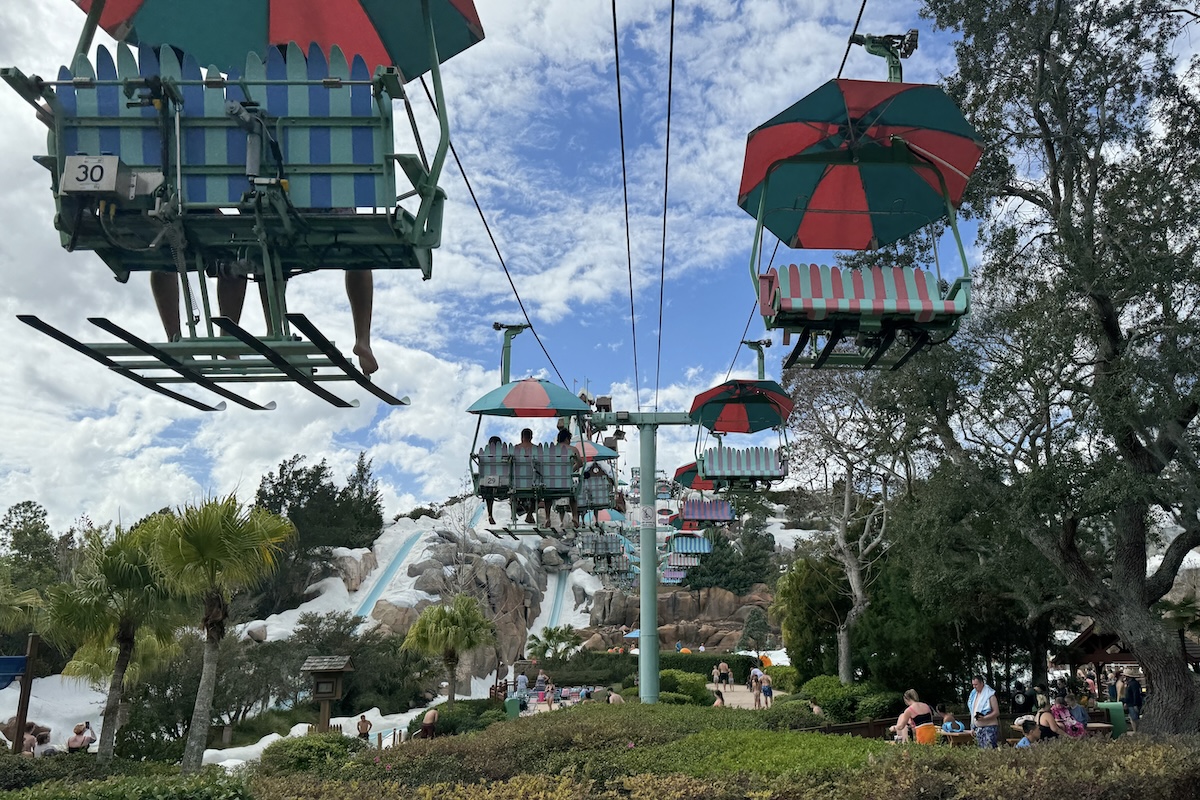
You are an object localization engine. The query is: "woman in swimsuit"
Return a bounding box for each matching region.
[891,689,936,742]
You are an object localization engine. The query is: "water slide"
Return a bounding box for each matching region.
[353,502,485,618]
[548,570,569,628]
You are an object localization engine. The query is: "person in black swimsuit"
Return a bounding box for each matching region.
[891,689,936,742]
[1037,706,1061,740]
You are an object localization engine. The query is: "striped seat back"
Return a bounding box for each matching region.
[769,264,967,322]
[54,43,394,210]
[511,444,539,492]
[681,499,733,521]
[539,443,576,495]
[579,474,613,509]
[476,442,510,490]
[700,446,785,479]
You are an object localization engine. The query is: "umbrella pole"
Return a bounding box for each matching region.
[747,181,769,294]
[74,0,107,63]
[414,0,450,237]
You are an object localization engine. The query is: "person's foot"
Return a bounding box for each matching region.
[354,342,379,375]
[524,515,535,524]
[488,516,496,525]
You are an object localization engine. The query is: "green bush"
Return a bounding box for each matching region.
[0,753,172,792]
[657,652,761,683]
[405,699,504,738]
[539,651,637,686]
[258,732,369,777]
[658,669,713,705]
[759,701,825,731]
[764,665,799,693]
[6,774,249,800]
[797,675,870,723]
[856,691,904,721]
[478,709,507,726]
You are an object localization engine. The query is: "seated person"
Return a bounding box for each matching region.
[1066,694,1089,726]
[482,435,503,525]
[1016,719,1040,748]
[543,428,583,527]
[1050,695,1085,738]
[937,704,964,732]
[512,428,536,523]
[151,268,378,375]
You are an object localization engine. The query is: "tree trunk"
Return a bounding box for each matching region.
[1029,614,1051,691]
[97,630,135,763]
[1097,603,1200,734]
[836,626,852,684]
[445,653,459,707]
[181,620,221,773]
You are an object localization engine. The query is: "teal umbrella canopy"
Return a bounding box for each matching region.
[467,378,591,418]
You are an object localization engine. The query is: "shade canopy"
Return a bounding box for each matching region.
[574,440,620,462]
[689,379,794,434]
[674,462,716,491]
[739,79,984,250]
[72,0,485,81]
[467,378,591,417]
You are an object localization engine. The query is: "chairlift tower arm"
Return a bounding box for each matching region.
[850,29,919,83]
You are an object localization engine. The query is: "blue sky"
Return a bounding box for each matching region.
[0,0,960,529]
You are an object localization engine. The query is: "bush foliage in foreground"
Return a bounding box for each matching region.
[248,735,1200,800]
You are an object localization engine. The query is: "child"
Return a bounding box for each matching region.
[938,704,965,733]
[1016,719,1040,748]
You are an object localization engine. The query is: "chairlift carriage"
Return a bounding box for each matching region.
[738,31,985,370]
[2,0,484,409]
[466,377,591,536]
[690,378,792,490]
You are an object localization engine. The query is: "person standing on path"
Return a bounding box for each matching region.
[761,673,774,708]
[968,675,1000,749]
[356,715,372,741]
[1124,668,1144,732]
[751,672,763,709]
[718,660,731,689]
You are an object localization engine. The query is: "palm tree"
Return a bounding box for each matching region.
[143,496,294,774]
[1156,593,1200,670]
[42,526,182,762]
[525,624,582,661]
[62,629,179,742]
[402,594,496,707]
[0,568,40,633]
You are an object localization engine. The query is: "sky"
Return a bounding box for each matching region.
[0,0,957,530]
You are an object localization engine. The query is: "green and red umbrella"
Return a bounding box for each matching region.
[467,378,590,418]
[583,509,625,524]
[574,440,620,462]
[689,379,794,434]
[72,0,484,81]
[738,79,984,250]
[674,462,716,492]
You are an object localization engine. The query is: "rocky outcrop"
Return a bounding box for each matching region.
[583,584,776,652]
[332,548,378,592]
[371,600,426,636]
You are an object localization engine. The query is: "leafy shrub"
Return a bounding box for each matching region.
[657,652,761,683]
[856,691,904,721]
[0,753,172,792]
[657,691,694,704]
[258,732,369,777]
[478,710,507,726]
[658,670,712,705]
[797,675,870,723]
[6,773,249,800]
[764,665,799,693]
[759,701,825,731]
[539,651,637,686]
[405,699,504,738]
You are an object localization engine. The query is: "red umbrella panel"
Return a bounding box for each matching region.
[674,462,716,492]
[688,379,794,434]
[466,378,591,418]
[738,79,984,250]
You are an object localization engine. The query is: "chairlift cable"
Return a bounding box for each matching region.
[837,0,870,79]
[419,77,567,388]
[652,0,677,413]
[611,0,643,412]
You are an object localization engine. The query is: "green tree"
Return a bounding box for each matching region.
[525,624,583,661]
[144,495,294,773]
[42,525,183,762]
[0,565,41,633]
[772,548,846,684]
[402,594,496,707]
[0,501,58,592]
[737,608,769,652]
[899,0,1200,732]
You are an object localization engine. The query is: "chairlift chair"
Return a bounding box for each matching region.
[3,24,460,408]
[738,34,985,371]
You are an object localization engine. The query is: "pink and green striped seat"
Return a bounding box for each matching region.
[537,443,578,499]
[759,264,969,324]
[578,473,614,510]
[697,446,786,483]
[510,444,540,496]
[473,441,511,497]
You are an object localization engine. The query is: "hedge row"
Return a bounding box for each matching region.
[539,652,762,687]
[249,735,1200,799]
[0,753,175,792]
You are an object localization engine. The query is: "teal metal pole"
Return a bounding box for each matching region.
[638,422,659,703]
[74,0,106,63]
[498,324,528,385]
